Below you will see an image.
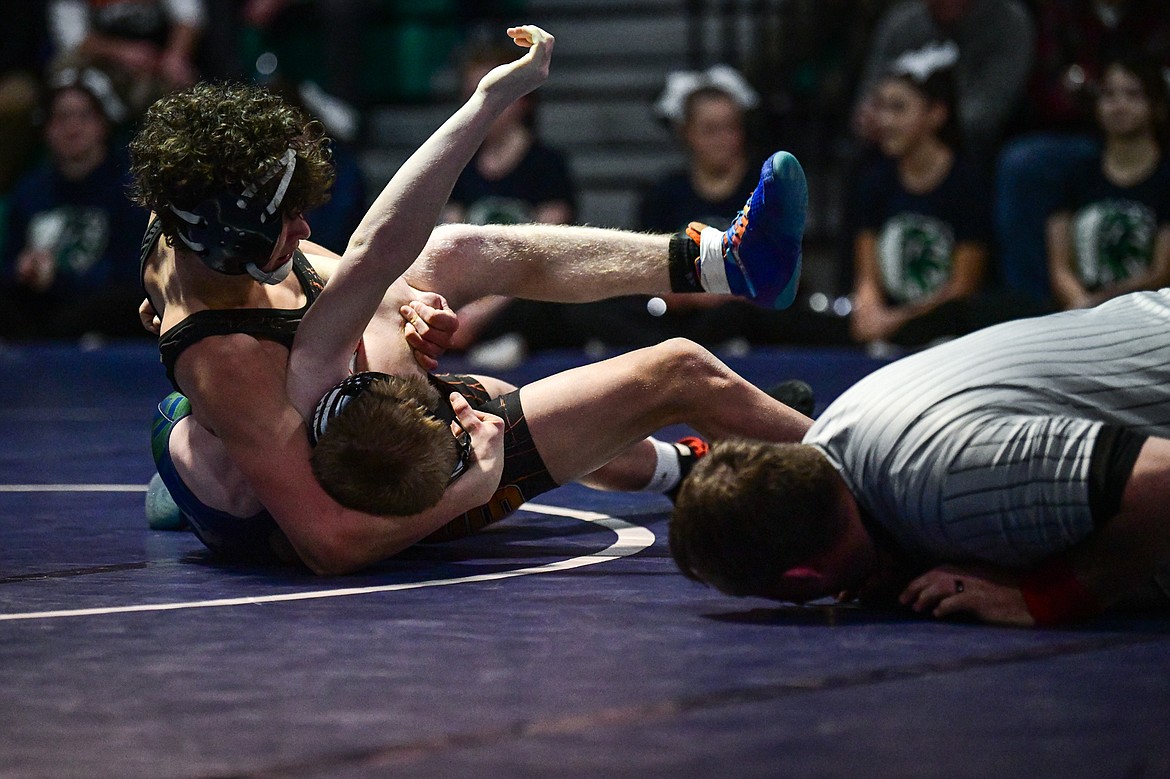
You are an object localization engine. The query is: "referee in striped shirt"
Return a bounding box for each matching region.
[671,288,1170,626]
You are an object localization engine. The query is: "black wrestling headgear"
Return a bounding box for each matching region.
[167,148,298,283]
[310,372,473,485]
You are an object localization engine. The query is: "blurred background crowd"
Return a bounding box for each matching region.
[1,0,1168,363]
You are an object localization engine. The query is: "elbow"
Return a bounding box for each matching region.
[299,545,359,577]
[425,223,486,266]
[303,555,358,577]
[294,536,370,577]
[294,526,415,577]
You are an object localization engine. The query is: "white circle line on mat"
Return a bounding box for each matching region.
[0,503,655,622]
[0,484,149,492]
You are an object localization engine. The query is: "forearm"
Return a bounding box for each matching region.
[849,239,899,340]
[890,278,973,322]
[1049,269,1088,309]
[1088,231,1170,304]
[345,29,552,293]
[287,425,503,575]
[345,91,507,274]
[902,243,985,316]
[1087,274,1170,306]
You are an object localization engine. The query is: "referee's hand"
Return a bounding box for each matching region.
[900,563,1035,627]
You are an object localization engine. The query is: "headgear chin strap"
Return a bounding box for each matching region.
[168,148,298,283]
[246,255,294,285]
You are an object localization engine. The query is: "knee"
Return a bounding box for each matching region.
[650,338,727,388]
[423,223,486,265]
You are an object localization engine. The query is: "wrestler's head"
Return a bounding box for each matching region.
[309,373,471,516]
[669,439,874,603]
[128,83,334,279]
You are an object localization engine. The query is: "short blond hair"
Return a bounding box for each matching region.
[670,439,844,597]
[310,375,458,516]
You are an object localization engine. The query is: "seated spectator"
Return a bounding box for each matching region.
[0,0,49,197]
[1046,55,1170,310]
[563,66,850,351]
[995,0,1170,303]
[441,40,575,227]
[47,0,205,116]
[1025,0,1170,135]
[848,42,991,352]
[852,0,1034,165]
[643,65,760,232]
[0,65,147,340]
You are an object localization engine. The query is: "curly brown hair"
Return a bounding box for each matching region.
[128,82,335,242]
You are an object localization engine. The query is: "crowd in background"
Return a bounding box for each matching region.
[1,0,1168,358]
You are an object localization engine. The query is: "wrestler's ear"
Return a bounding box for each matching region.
[767,564,832,605]
[777,565,825,586]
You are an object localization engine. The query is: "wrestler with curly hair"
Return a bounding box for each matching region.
[139,26,810,573]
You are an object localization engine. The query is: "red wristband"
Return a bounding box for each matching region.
[1019,558,1102,626]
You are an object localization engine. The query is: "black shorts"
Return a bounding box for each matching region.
[424,374,558,542]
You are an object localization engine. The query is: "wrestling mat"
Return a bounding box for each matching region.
[1,342,1167,778]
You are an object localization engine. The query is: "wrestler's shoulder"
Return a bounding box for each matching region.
[180,333,289,393]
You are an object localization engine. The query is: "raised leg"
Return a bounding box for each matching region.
[404,223,672,309]
[403,150,808,312]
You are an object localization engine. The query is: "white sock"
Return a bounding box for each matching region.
[697,226,731,294]
[642,437,683,493]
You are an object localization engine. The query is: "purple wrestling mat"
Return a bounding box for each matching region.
[1,342,1167,778]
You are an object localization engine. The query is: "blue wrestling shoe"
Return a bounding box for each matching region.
[722,151,807,309]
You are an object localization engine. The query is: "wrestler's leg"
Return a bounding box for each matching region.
[166,412,264,518]
[465,374,516,398]
[451,370,678,492]
[406,151,806,311]
[359,276,791,496]
[518,338,812,486]
[578,440,659,491]
[405,223,670,309]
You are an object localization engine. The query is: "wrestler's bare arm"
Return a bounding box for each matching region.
[288,25,554,414]
[402,222,670,313]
